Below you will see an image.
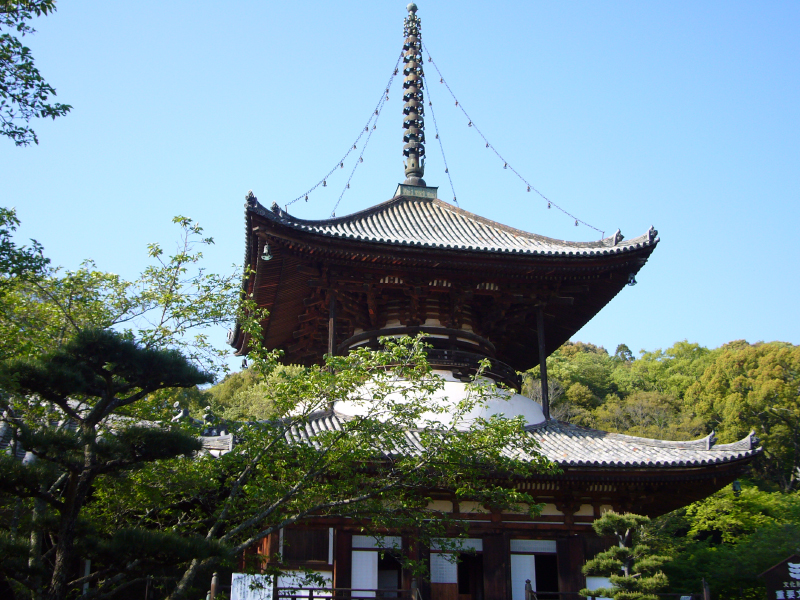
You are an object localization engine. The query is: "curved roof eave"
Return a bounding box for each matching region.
[246,194,659,259]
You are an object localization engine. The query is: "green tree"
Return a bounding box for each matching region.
[88,336,557,600]
[653,483,800,599]
[0,328,214,600]
[1,1,71,145]
[685,341,800,491]
[0,216,240,370]
[0,207,48,287]
[593,391,705,441]
[611,341,714,400]
[581,512,670,600]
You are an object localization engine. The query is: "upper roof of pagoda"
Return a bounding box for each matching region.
[251,193,658,259]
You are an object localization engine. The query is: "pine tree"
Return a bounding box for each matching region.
[580,512,670,600]
[0,328,216,600]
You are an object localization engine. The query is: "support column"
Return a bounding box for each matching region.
[556,537,585,594]
[328,293,338,358]
[333,530,352,590]
[536,306,550,420]
[482,534,509,600]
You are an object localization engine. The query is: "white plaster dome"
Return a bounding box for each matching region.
[333,369,546,429]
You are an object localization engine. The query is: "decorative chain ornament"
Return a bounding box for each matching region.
[423,70,458,206]
[287,50,404,210]
[422,42,605,238]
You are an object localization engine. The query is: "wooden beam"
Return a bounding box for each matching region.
[537,305,551,420]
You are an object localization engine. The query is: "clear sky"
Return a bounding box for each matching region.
[3,0,799,363]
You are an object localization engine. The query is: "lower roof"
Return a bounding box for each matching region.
[195,409,759,471]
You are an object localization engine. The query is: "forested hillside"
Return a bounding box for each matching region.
[521,339,800,598]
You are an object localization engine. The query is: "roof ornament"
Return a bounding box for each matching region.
[402,3,426,186]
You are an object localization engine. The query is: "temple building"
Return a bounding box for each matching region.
[227,5,759,600]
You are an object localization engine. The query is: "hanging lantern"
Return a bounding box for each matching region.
[445,168,448,173]
[486,142,489,148]
[323,180,327,187]
[547,202,551,209]
[527,186,531,192]
[575,219,579,226]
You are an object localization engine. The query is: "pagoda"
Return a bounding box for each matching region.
[227,5,759,600]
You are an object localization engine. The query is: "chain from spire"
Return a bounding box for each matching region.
[401,3,426,187]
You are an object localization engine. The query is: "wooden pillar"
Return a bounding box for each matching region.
[333,530,352,590]
[556,536,585,593]
[482,534,509,600]
[328,293,338,358]
[418,542,431,600]
[536,306,550,420]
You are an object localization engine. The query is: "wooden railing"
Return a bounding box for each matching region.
[276,588,415,600]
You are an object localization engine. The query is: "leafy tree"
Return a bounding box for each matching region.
[611,341,714,401]
[0,215,240,371]
[593,391,705,441]
[0,207,48,288]
[88,336,557,600]
[685,341,800,491]
[205,365,303,421]
[580,512,670,600]
[652,482,800,599]
[613,344,634,363]
[1,1,71,145]
[0,328,214,600]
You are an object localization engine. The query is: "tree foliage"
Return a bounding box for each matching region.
[0,215,240,371]
[0,212,557,600]
[685,341,800,491]
[580,512,670,600]
[651,482,800,599]
[0,328,213,600]
[0,0,71,145]
[89,336,557,600]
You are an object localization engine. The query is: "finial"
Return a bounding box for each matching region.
[401,3,426,187]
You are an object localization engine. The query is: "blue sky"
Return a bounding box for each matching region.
[3,0,799,362]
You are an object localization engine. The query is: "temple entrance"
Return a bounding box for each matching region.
[457,554,483,600]
[377,553,402,597]
[534,555,558,599]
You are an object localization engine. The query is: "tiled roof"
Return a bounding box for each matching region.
[526,420,760,468]
[4,410,755,471]
[249,194,659,257]
[249,410,759,469]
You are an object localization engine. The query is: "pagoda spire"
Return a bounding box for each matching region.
[401,3,426,187]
